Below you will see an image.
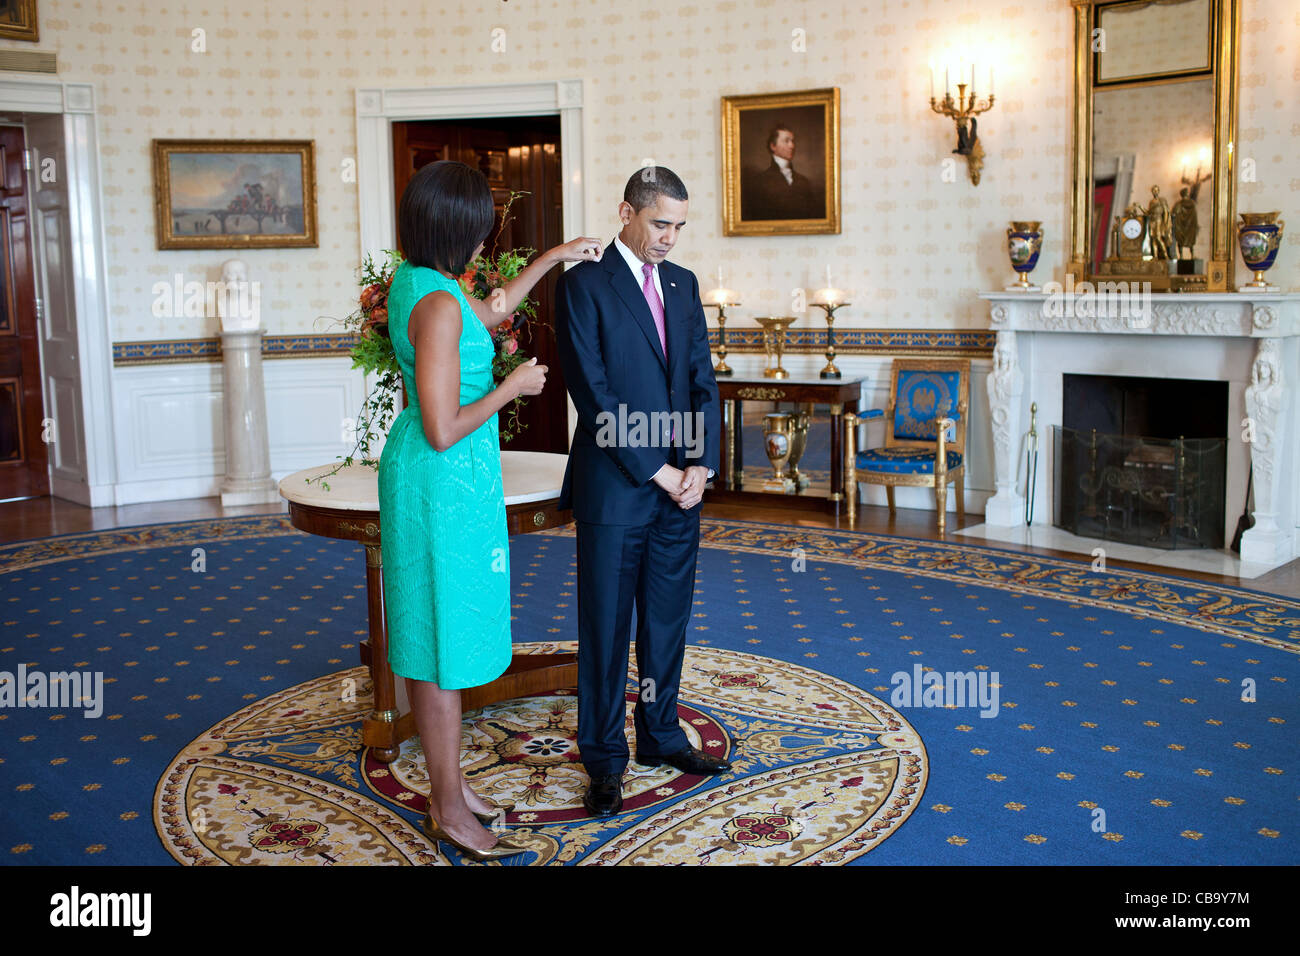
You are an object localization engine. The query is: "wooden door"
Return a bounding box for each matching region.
[392,117,568,454]
[0,126,48,499]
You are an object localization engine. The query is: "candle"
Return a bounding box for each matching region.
[970,63,975,91]
[989,66,995,97]
[813,285,844,307]
[929,60,935,100]
[944,65,949,98]
[716,265,723,287]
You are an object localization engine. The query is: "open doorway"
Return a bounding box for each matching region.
[392,116,567,455]
[0,123,49,499]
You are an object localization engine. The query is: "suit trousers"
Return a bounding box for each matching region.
[575,490,699,777]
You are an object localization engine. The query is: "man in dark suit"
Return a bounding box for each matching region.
[555,166,731,816]
[742,124,824,221]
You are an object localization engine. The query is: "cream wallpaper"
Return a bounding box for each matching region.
[3,0,1297,343]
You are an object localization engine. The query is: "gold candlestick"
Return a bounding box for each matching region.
[705,296,738,377]
[811,300,847,379]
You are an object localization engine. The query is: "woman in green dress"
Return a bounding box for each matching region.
[380,160,601,861]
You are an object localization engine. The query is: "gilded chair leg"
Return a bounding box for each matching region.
[886,485,895,514]
[956,475,965,518]
[844,412,858,524]
[935,415,951,536]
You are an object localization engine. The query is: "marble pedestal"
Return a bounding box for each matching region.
[219,327,279,506]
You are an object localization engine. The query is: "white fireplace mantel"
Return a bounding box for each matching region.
[977,291,1300,570]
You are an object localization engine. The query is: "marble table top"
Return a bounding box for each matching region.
[278,450,569,512]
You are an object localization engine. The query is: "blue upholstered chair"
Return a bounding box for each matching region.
[843,359,970,534]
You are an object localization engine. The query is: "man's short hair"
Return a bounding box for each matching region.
[767,125,793,148]
[623,166,688,212]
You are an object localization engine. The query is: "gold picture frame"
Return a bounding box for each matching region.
[0,0,38,42]
[721,88,841,236]
[152,139,318,250]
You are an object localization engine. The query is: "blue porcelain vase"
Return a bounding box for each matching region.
[1237,212,1285,289]
[1006,221,1043,289]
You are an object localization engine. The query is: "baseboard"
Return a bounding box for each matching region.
[49,476,116,508]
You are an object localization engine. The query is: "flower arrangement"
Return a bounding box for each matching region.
[309,192,541,489]
[456,244,538,440]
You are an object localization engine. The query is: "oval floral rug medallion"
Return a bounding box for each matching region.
[155,642,927,865]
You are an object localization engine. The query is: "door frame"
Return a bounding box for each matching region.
[0,77,116,505]
[355,80,587,443]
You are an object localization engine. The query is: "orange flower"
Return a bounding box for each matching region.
[359,283,387,311]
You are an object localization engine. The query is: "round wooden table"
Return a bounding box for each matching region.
[278,451,577,762]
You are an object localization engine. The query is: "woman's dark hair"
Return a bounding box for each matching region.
[397,160,495,275]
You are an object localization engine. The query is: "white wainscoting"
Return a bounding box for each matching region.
[717,351,995,516]
[109,350,994,514]
[111,358,366,505]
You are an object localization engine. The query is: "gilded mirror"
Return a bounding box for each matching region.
[1068,0,1239,291]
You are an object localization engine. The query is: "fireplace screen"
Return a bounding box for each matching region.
[1052,426,1226,549]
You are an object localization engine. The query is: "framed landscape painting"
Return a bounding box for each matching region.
[0,0,38,42]
[721,87,840,236]
[152,140,318,250]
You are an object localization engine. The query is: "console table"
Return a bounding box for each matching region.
[278,451,576,763]
[710,376,863,514]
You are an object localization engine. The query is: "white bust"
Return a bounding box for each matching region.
[221,259,246,283]
[217,258,261,332]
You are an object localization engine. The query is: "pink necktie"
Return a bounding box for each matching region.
[643,262,677,451]
[641,262,667,358]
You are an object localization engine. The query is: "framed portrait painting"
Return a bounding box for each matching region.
[152,140,318,250]
[721,88,840,236]
[0,0,38,42]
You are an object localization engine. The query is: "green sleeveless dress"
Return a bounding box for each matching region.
[378,261,512,689]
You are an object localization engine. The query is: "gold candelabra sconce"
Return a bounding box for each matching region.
[929,59,995,185]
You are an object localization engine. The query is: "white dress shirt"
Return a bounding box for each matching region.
[773,154,794,185]
[613,234,661,301]
[610,234,713,488]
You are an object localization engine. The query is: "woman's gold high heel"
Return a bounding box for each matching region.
[421,813,528,862]
[470,797,515,825]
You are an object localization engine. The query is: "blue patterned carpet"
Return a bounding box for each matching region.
[0,515,1294,865]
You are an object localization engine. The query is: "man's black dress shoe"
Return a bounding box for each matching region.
[635,745,732,775]
[583,773,623,816]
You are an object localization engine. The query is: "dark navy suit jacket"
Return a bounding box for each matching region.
[555,242,720,525]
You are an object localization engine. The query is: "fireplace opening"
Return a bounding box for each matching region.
[1052,375,1228,549]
